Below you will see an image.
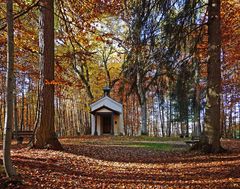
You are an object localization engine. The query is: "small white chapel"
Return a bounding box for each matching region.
[90,87,124,136]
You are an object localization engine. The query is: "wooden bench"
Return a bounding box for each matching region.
[185,136,200,146]
[12,130,34,144]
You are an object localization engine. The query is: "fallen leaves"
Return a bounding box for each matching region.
[0,137,240,188]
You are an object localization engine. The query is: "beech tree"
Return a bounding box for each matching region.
[3,0,17,177]
[34,0,62,150]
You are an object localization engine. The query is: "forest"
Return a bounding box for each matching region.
[0,0,240,188]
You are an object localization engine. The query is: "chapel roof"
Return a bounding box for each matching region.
[90,96,122,114]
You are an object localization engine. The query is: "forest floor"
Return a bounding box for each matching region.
[0,136,240,189]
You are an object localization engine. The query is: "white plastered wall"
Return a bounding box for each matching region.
[91,114,102,135]
[91,114,95,135]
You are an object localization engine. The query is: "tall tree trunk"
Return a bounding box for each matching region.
[14,94,18,133]
[161,103,165,137]
[220,96,225,137]
[20,74,25,131]
[55,97,60,136]
[167,98,172,137]
[77,108,82,134]
[140,97,147,135]
[201,0,223,152]
[3,0,17,177]
[137,72,147,135]
[195,85,201,136]
[34,0,62,150]
[238,103,240,139]
[1,76,6,136]
[0,104,3,136]
[186,115,189,137]
[13,77,18,134]
[26,103,29,130]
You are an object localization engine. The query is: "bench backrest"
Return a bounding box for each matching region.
[12,131,33,138]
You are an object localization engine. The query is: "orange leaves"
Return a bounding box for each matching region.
[14,64,32,72]
[1,137,240,188]
[95,36,104,42]
[195,0,240,106]
[221,0,240,106]
[95,33,114,45]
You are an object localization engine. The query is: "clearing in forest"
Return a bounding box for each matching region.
[1,136,240,188]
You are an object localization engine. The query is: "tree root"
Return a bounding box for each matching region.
[190,141,227,153]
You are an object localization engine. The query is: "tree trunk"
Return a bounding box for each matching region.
[195,84,201,136]
[14,92,20,145]
[167,98,172,137]
[26,103,29,130]
[198,0,223,153]
[14,86,18,134]
[140,95,147,135]
[20,75,25,131]
[3,0,17,178]
[161,103,165,137]
[3,76,6,128]
[34,0,62,150]
[0,104,3,136]
[1,74,6,138]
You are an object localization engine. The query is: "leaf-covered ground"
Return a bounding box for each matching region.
[0,136,240,188]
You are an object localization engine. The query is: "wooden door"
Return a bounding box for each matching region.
[102,114,111,134]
